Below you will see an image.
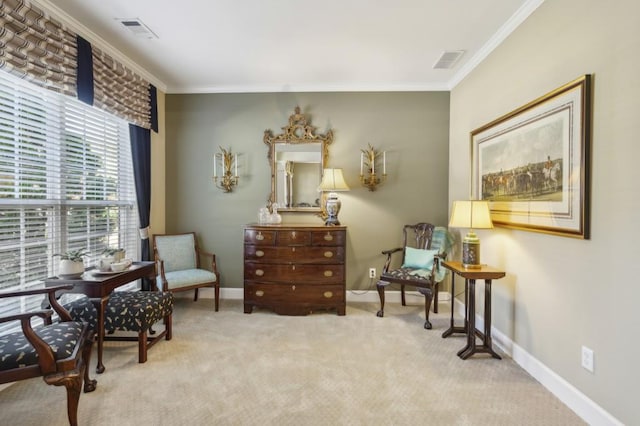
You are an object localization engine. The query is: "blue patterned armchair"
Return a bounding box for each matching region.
[153,232,220,311]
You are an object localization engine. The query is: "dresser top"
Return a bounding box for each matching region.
[245,223,346,230]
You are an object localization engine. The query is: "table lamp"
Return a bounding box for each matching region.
[318,168,350,226]
[448,200,493,268]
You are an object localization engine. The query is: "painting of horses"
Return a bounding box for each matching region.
[471,75,592,239]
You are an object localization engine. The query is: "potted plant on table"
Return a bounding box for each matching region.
[54,248,87,278]
[101,247,126,262]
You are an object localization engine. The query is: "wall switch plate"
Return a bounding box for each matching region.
[369,268,376,278]
[581,346,594,373]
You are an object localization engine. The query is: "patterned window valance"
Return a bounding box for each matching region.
[92,46,151,129]
[0,0,77,97]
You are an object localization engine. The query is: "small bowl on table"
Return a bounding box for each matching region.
[110,260,130,272]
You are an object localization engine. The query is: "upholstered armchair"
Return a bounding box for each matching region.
[0,285,97,426]
[153,232,220,311]
[376,223,454,329]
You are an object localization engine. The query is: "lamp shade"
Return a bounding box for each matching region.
[448,200,493,230]
[318,168,350,192]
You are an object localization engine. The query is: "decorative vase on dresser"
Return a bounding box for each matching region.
[243,224,346,316]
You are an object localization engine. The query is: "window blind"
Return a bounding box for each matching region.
[0,68,139,334]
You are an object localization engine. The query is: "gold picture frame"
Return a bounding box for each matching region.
[471,75,592,238]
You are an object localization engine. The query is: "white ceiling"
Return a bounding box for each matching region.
[41,0,541,94]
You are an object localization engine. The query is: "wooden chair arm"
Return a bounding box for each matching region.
[0,285,74,322]
[0,309,57,374]
[196,248,219,275]
[155,258,167,291]
[0,309,53,324]
[380,247,403,273]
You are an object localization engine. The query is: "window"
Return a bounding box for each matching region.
[0,69,139,333]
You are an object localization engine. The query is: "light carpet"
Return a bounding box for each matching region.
[0,297,584,425]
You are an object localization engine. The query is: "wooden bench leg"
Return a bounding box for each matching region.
[138,330,148,363]
[165,314,173,341]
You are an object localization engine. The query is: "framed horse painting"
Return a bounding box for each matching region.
[471,75,592,239]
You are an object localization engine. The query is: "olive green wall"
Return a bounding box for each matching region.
[165,92,450,293]
[449,0,638,423]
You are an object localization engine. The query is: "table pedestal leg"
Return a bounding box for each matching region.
[442,273,467,338]
[458,279,501,360]
[458,278,476,358]
[93,298,107,374]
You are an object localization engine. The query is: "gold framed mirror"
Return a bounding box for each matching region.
[264,107,333,213]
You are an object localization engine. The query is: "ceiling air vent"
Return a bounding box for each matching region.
[116,18,158,39]
[433,50,465,69]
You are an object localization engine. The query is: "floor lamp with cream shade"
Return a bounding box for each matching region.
[448,200,493,268]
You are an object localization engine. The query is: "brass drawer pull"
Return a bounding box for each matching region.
[324,251,333,258]
[255,290,264,297]
[256,232,264,241]
[291,231,296,239]
[292,285,296,291]
[324,270,333,277]
[292,265,296,271]
[323,291,333,298]
[255,269,264,277]
[256,250,264,257]
[324,233,333,241]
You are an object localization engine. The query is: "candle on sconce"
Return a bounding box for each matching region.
[383,151,386,175]
[235,154,238,177]
[360,152,363,176]
[372,151,375,175]
[213,154,217,178]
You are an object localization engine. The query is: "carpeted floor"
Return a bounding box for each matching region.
[1,297,585,425]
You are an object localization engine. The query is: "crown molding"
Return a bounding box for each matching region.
[448,0,545,90]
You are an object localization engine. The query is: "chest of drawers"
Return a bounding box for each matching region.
[243,224,346,316]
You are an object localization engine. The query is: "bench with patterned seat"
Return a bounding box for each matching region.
[0,285,97,426]
[104,291,174,363]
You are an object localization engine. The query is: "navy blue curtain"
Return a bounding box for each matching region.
[76,35,94,105]
[149,84,158,132]
[129,124,152,288]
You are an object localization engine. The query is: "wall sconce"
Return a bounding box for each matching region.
[213,146,238,193]
[359,144,386,191]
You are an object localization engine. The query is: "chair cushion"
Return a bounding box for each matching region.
[105,291,174,333]
[0,322,85,371]
[63,296,98,332]
[382,267,433,285]
[158,268,216,291]
[155,234,197,272]
[402,247,439,269]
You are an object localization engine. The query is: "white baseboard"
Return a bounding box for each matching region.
[452,298,622,426]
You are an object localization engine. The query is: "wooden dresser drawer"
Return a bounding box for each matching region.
[244,282,344,315]
[245,263,344,284]
[244,246,345,263]
[276,230,311,246]
[244,229,276,245]
[311,230,345,246]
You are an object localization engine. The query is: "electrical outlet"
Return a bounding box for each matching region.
[369,268,376,278]
[581,346,594,373]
